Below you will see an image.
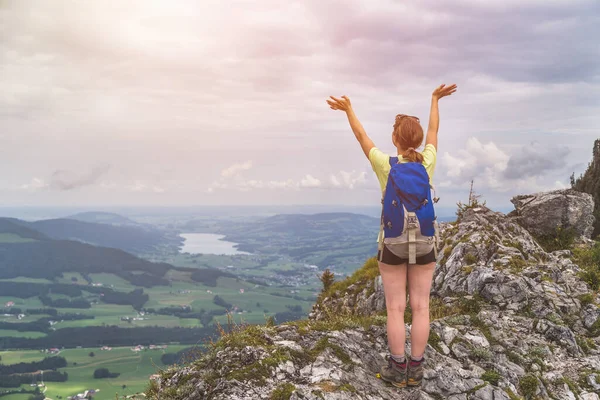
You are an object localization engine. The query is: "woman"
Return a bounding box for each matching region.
[326,83,457,388]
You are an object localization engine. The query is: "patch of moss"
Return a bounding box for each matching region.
[519,374,539,398]
[311,337,354,365]
[579,293,595,306]
[508,257,527,274]
[270,383,296,400]
[578,369,600,391]
[589,318,600,336]
[528,346,547,359]
[338,383,357,393]
[505,350,524,366]
[467,382,488,394]
[212,324,273,351]
[545,313,564,326]
[504,240,526,256]
[458,295,482,315]
[441,246,453,265]
[458,234,472,244]
[470,315,498,346]
[228,347,291,384]
[481,370,501,386]
[430,297,463,321]
[316,381,337,392]
[576,335,597,354]
[428,330,443,353]
[464,253,478,265]
[471,347,493,361]
[290,312,386,335]
[563,377,580,395]
[503,388,522,400]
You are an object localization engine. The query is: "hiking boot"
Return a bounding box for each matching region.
[407,356,425,387]
[380,355,407,388]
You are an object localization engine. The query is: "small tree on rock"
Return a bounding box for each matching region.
[319,269,335,292]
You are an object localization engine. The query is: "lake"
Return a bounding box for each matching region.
[179,233,251,255]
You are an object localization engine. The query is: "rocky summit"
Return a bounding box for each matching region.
[146,190,600,400]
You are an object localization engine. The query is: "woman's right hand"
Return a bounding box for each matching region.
[326,95,352,112]
[432,84,457,100]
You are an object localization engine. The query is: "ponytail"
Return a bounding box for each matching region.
[403,147,424,163]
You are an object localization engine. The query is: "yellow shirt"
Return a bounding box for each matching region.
[369,144,437,242]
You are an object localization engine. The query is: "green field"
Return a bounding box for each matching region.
[0,236,325,398]
[0,330,46,339]
[0,233,37,243]
[0,345,192,400]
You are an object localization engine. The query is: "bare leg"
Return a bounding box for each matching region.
[378,261,408,355]
[407,262,436,358]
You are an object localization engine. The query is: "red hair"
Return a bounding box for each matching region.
[393,115,424,163]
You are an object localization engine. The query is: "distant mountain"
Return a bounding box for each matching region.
[66,211,140,226]
[2,216,182,256]
[0,219,175,287]
[0,218,50,241]
[261,212,379,237]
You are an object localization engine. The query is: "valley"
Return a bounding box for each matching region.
[0,208,417,399]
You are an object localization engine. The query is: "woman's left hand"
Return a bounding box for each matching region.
[326,95,352,112]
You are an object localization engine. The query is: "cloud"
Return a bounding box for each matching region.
[129,181,165,193]
[444,138,509,183]
[221,161,253,178]
[441,137,573,193]
[20,178,49,191]
[503,143,569,179]
[300,174,321,188]
[50,165,111,191]
[209,164,365,192]
[330,170,367,189]
[1,0,598,208]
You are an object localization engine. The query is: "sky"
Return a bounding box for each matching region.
[1,0,599,213]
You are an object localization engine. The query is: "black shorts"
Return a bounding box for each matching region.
[377,246,436,266]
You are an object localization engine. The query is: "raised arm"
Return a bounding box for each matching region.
[327,95,375,158]
[425,84,458,150]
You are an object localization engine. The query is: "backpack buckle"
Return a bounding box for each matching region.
[407,215,418,229]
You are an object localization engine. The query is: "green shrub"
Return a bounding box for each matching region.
[270,383,295,400]
[535,225,576,252]
[472,347,493,361]
[464,253,478,265]
[481,370,500,386]
[519,374,539,398]
[458,296,481,315]
[579,293,595,306]
[574,243,600,290]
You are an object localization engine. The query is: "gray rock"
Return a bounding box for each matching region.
[582,304,600,329]
[511,189,594,239]
[581,393,600,400]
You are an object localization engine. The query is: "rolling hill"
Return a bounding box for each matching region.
[1,216,182,256]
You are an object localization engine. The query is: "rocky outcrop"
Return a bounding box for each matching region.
[147,204,600,400]
[510,189,595,239]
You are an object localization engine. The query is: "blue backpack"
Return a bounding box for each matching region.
[378,156,440,264]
